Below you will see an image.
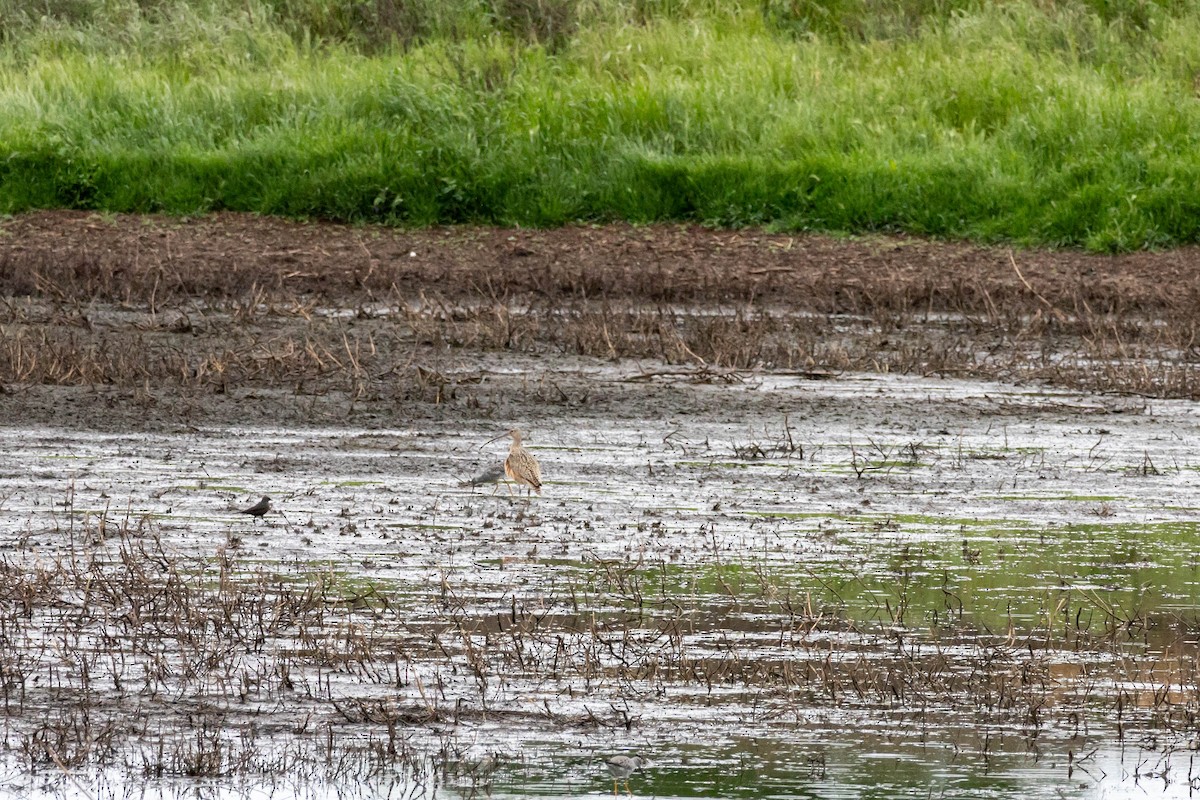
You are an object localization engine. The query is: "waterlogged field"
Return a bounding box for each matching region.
[3,364,1200,799]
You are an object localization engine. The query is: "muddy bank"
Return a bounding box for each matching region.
[4,210,1199,311]
[3,212,1200,432]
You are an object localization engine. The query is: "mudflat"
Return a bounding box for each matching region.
[1,211,1199,798]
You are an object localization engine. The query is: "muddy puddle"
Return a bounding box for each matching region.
[2,361,1200,798]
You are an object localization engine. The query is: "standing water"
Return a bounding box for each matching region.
[1,367,1199,799]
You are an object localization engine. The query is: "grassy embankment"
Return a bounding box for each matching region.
[1,0,1199,249]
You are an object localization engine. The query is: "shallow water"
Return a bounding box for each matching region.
[2,366,1200,798]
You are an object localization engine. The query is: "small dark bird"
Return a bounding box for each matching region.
[238,496,271,517]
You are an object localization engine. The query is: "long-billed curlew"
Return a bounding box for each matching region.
[503,429,542,495]
[604,755,650,796]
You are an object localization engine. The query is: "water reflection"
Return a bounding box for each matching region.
[7,730,1200,799]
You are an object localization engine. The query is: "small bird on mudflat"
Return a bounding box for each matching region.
[458,466,507,490]
[502,429,541,496]
[237,496,271,517]
[604,755,650,796]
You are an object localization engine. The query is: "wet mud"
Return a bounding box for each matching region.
[2,213,1200,798]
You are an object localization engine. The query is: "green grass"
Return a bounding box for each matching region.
[2,0,1199,249]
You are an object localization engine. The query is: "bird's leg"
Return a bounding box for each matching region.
[612,780,619,796]
[625,779,633,796]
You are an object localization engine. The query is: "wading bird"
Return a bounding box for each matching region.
[604,755,650,796]
[485,428,541,496]
[503,429,542,495]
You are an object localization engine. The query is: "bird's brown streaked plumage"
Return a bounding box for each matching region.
[503,429,542,495]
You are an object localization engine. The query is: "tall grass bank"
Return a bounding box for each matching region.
[2,0,1199,249]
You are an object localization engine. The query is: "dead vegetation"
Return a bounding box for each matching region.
[1,508,1199,789]
[1,267,1198,403]
[1,212,1199,408]
[0,297,1197,400]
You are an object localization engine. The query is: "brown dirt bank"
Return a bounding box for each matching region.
[2,211,1200,429]
[2,210,1200,311]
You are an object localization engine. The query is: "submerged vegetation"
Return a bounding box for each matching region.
[2,0,1200,249]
